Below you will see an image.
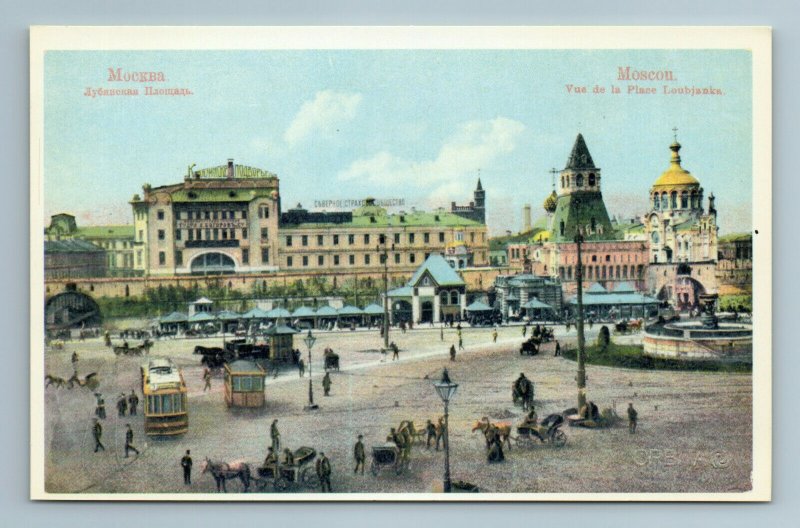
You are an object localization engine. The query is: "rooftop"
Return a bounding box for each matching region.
[44,239,104,253]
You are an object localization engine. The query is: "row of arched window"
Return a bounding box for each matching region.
[652,190,702,210]
[439,290,461,305]
[561,172,597,189]
[559,264,644,281]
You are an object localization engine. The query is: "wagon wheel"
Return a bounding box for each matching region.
[370,460,379,476]
[273,476,290,491]
[551,429,567,448]
[301,467,320,488]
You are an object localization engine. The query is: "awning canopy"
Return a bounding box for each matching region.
[522,298,552,310]
[465,301,493,312]
[188,312,216,323]
[315,305,338,317]
[338,305,364,316]
[267,307,292,319]
[241,307,270,319]
[216,310,241,321]
[387,286,414,298]
[159,311,188,323]
[362,304,384,315]
[292,306,316,318]
[263,324,300,336]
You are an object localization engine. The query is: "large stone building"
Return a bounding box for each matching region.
[127,160,489,278]
[715,233,752,296]
[44,239,107,280]
[45,214,137,277]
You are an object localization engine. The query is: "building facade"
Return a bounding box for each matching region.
[45,214,137,277]
[715,233,752,296]
[44,239,107,280]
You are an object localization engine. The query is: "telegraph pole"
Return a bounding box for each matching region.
[575,229,587,410]
[377,240,395,349]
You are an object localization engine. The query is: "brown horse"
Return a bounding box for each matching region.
[45,375,66,389]
[472,418,512,450]
[200,458,251,492]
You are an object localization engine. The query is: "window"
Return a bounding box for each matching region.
[318,255,324,266]
[175,229,182,241]
[286,255,292,267]
[588,173,596,186]
[242,210,247,219]
[261,228,269,240]
[661,193,668,209]
[591,255,597,262]
[440,291,448,305]
[576,173,584,187]
[136,250,142,266]
[158,251,166,265]
[349,255,355,265]
[333,234,339,246]
[424,233,430,244]
[671,191,678,209]
[681,192,688,208]
[302,256,309,267]
[317,235,324,246]
[560,221,565,236]
[605,255,611,262]
[175,250,183,266]
[242,249,249,264]
[394,253,400,264]
[197,229,202,240]
[157,210,165,220]
[261,248,269,263]
[409,254,416,264]
[188,229,194,241]
[364,254,371,265]
[302,235,308,246]
[471,232,475,242]
[221,211,227,220]
[286,235,293,247]
[242,228,248,239]
[205,211,210,220]
[213,211,218,220]
[394,233,400,244]
[379,234,386,245]
[158,229,165,240]
[654,194,660,210]
[364,234,370,245]
[213,229,219,240]
[221,230,228,240]
[348,234,355,245]
[439,232,445,243]
[334,255,340,266]
[138,229,143,241]
[408,233,415,244]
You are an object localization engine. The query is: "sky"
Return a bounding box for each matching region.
[43,49,752,235]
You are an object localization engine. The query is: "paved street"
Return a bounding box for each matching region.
[43,324,752,494]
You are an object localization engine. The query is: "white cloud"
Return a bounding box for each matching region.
[338,117,526,201]
[284,90,363,146]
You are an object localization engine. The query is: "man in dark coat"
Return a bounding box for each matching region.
[128,390,139,416]
[628,403,638,434]
[322,372,332,396]
[270,419,280,452]
[316,452,332,492]
[181,450,193,484]
[124,424,140,458]
[353,435,366,474]
[92,419,105,452]
[117,394,127,417]
[425,420,437,449]
[449,344,456,361]
[554,340,561,357]
[95,393,106,420]
[298,358,305,377]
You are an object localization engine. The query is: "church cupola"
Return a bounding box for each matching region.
[650,132,703,213]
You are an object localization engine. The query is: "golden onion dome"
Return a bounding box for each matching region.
[652,141,700,188]
[543,190,558,213]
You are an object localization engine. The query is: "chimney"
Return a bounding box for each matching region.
[226,158,234,178]
[522,204,532,232]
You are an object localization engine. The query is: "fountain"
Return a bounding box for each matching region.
[642,292,752,362]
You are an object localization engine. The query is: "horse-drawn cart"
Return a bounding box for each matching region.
[519,337,540,356]
[253,446,319,492]
[370,443,409,476]
[514,414,567,448]
[113,340,152,356]
[324,351,340,371]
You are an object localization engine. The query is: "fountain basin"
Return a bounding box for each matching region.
[643,320,752,361]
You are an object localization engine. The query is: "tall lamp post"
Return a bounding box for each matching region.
[304,329,318,411]
[433,368,458,493]
[377,240,395,350]
[572,196,588,410]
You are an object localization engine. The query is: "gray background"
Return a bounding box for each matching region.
[1,0,793,526]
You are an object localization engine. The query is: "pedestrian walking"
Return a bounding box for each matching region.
[554,340,561,357]
[298,358,305,377]
[203,368,212,391]
[440,325,444,341]
[492,328,498,343]
[458,334,463,350]
[435,416,445,451]
[322,372,332,396]
[181,449,193,484]
[353,435,366,474]
[71,351,79,366]
[94,393,106,420]
[628,403,638,434]
[449,344,456,361]
[128,390,139,416]
[270,419,280,452]
[92,419,105,452]
[425,420,437,449]
[522,325,527,337]
[391,341,399,361]
[117,394,128,417]
[316,452,332,492]
[124,424,140,458]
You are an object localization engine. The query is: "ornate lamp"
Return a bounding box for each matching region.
[433,368,458,492]
[304,330,318,410]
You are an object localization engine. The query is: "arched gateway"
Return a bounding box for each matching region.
[190,252,236,275]
[45,291,102,329]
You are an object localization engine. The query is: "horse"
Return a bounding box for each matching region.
[200,458,251,493]
[512,378,534,410]
[472,418,512,450]
[45,374,66,389]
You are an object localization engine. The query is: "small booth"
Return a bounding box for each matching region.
[216,310,242,334]
[223,360,266,408]
[337,305,364,328]
[315,305,338,330]
[291,306,317,330]
[263,324,299,362]
[362,303,384,327]
[522,298,554,322]
[158,311,188,334]
[465,301,495,326]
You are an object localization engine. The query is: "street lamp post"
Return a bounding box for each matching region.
[574,229,587,410]
[303,329,318,411]
[377,240,395,350]
[433,368,458,493]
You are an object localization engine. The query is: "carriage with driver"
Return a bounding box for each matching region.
[370,443,410,476]
[514,413,567,448]
[324,349,340,371]
[252,446,320,492]
[113,340,153,356]
[519,336,541,356]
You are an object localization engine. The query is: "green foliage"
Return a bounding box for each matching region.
[562,343,751,373]
[719,294,752,313]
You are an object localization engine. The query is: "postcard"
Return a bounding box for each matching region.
[30,26,771,501]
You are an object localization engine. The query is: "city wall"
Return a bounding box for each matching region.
[44,266,511,300]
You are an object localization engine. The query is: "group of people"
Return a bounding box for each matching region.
[91,390,141,457]
[262,419,332,492]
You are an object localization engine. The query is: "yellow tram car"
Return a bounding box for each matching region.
[141,358,188,435]
[224,359,266,408]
